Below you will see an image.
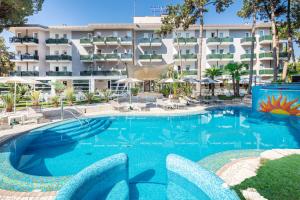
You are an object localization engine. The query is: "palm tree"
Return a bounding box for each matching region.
[225,63,246,97]
[205,67,222,96]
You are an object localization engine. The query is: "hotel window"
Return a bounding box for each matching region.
[55,34,59,39]
[63,34,67,39]
[245,32,250,37]
[17,51,21,55]
[113,49,118,54]
[186,49,190,54]
[126,31,132,37]
[17,66,21,71]
[144,33,149,38]
[17,32,22,38]
[63,50,67,55]
[211,32,216,38]
[219,33,224,38]
[177,33,181,37]
[186,65,190,71]
[211,50,216,54]
[153,50,157,55]
[113,31,118,37]
[55,66,59,72]
[33,32,38,38]
[259,30,264,36]
[219,49,224,54]
[88,33,92,39]
[144,51,148,55]
[34,66,39,71]
[55,50,59,55]
[186,33,190,38]
[34,50,38,56]
[63,66,67,72]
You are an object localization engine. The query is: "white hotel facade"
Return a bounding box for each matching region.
[8,16,287,94]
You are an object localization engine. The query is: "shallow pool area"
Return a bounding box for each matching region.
[0,106,299,198]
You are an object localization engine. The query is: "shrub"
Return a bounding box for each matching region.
[30,91,41,106]
[64,87,75,106]
[1,93,14,112]
[100,89,112,103]
[51,96,60,107]
[131,87,139,96]
[84,92,94,104]
[52,81,66,94]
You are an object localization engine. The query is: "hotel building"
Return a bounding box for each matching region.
[8,16,287,94]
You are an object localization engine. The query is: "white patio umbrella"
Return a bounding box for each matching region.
[181,77,200,83]
[159,78,185,83]
[199,78,221,84]
[0,77,44,113]
[116,78,142,104]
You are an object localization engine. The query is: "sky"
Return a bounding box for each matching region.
[0,0,299,57]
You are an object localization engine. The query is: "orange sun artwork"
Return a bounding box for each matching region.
[259,94,300,116]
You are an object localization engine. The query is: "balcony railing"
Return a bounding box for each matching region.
[174,37,197,44]
[10,54,39,61]
[207,37,233,44]
[174,54,197,60]
[46,55,72,61]
[121,53,133,59]
[105,53,120,60]
[93,36,105,43]
[139,38,162,45]
[240,54,256,60]
[9,71,39,77]
[206,54,234,60]
[80,70,125,76]
[241,37,256,44]
[259,69,274,75]
[105,37,119,43]
[80,55,93,61]
[93,54,106,61]
[46,38,69,44]
[242,70,257,75]
[80,38,92,44]
[259,52,273,59]
[46,71,72,76]
[139,54,162,61]
[10,37,39,44]
[259,35,272,42]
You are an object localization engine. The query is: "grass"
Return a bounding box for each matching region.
[233,154,300,200]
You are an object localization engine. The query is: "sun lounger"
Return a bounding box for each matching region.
[184,96,201,105]
[110,100,129,112]
[23,107,44,124]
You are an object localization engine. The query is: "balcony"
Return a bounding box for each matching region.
[10,54,39,62]
[206,37,233,46]
[259,69,274,75]
[120,37,132,45]
[93,54,106,62]
[139,54,162,62]
[259,35,272,44]
[46,71,72,76]
[121,53,133,62]
[46,55,72,62]
[9,71,39,77]
[10,37,39,46]
[93,36,105,45]
[80,55,93,62]
[240,53,257,61]
[80,38,93,47]
[173,37,197,46]
[206,53,234,61]
[105,53,120,61]
[46,38,70,45]
[174,54,197,62]
[139,38,162,47]
[259,52,273,60]
[241,37,256,46]
[105,37,119,45]
[279,52,288,60]
[80,70,126,76]
[242,70,257,75]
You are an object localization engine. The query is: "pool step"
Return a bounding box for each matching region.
[26,120,112,151]
[129,182,166,200]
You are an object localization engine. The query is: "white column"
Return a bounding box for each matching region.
[90,78,95,93]
[50,80,56,96]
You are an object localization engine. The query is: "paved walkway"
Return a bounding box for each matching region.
[217,149,300,200]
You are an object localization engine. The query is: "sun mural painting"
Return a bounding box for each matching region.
[259,94,300,116]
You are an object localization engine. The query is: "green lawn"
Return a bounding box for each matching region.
[233,154,300,200]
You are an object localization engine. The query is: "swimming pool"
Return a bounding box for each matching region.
[1,106,300,198]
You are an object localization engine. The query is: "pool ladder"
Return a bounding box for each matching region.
[62,109,90,127]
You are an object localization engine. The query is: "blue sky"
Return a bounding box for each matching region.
[0,0,299,57]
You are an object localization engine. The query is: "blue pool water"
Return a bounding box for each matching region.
[5,106,300,198]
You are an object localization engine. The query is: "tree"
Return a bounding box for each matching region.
[0,0,44,33]
[0,37,14,76]
[160,0,233,96]
[205,67,222,96]
[257,0,286,82]
[238,0,258,94]
[225,63,246,97]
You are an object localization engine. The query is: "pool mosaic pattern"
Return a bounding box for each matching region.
[0,106,299,195]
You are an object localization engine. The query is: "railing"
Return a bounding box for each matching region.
[10,37,39,44]
[240,54,256,60]
[46,71,72,76]
[93,54,106,61]
[121,53,133,59]
[46,55,72,61]
[93,36,105,43]
[151,54,163,59]
[241,37,255,43]
[139,54,151,60]
[207,37,233,43]
[80,55,93,61]
[9,71,39,76]
[105,37,119,43]
[242,70,257,75]
[46,38,69,44]
[259,35,272,42]
[259,52,273,58]
[259,69,274,75]
[80,70,125,76]
[206,54,234,60]
[120,37,132,43]
[10,54,39,61]
[174,54,197,59]
[139,38,162,44]
[80,38,92,44]
[105,53,120,59]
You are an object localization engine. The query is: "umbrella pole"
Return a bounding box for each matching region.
[14,82,17,113]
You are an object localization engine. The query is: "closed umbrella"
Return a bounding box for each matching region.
[0,77,44,113]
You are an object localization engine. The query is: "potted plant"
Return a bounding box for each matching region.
[84,92,94,104]
[30,91,41,108]
[64,87,75,106]
[1,93,14,112]
[100,89,112,103]
[52,81,66,95]
[131,87,139,96]
[50,95,60,107]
